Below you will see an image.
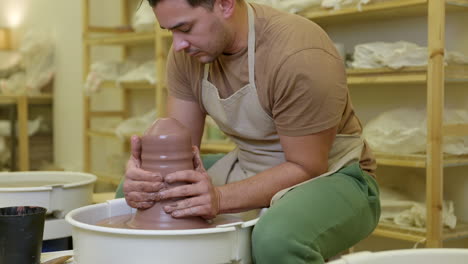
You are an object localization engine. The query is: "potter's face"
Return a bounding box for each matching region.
[154,0,230,63]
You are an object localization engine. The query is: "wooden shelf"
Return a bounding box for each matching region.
[87,129,144,140]
[93,171,122,185]
[84,31,171,46]
[374,221,468,242]
[346,64,468,85]
[299,0,468,27]
[92,192,116,204]
[87,26,172,37]
[100,80,156,90]
[443,123,468,137]
[0,94,53,104]
[375,152,468,168]
[0,94,53,171]
[82,0,171,183]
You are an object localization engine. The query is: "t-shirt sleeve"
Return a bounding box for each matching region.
[271,48,348,136]
[166,48,198,102]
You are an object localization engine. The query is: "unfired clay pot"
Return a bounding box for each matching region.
[126,118,210,229]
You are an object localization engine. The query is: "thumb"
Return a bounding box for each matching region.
[192,146,206,172]
[131,135,142,168]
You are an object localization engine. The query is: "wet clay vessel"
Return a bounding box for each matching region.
[126,118,210,229]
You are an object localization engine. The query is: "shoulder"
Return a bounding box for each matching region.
[252,3,342,84]
[252,3,337,56]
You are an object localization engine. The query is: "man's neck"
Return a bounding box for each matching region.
[223,1,249,55]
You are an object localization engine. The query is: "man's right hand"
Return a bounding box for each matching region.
[123,135,165,209]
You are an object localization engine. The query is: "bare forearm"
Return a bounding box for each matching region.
[217,161,325,213]
[167,96,205,147]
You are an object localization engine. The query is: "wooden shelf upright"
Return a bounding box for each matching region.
[298,0,468,247]
[0,94,53,171]
[82,0,171,183]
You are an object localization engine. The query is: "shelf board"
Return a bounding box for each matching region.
[89,111,126,117]
[88,26,134,33]
[443,123,468,137]
[100,80,156,90]
[375,152,468,168]
[92,192,116,204]
[87,26,172,37]
[346,64,468,85]
[88,130,117,138]
[200,142,236,153]
[0,94,53,104]
[299,0,468,27]
[87,130,141,139]
[374,221,468,242]
[84,30,171,46]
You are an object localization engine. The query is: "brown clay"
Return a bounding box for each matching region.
[99,118,210,230]
[97,213,243,230]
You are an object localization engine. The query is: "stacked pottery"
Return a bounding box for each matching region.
[127,118,210,229]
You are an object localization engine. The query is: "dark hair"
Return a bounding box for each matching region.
[147,0,216,9]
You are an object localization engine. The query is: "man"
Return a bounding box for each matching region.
[123,0,380,262]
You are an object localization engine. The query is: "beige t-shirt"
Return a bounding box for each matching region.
[167,3,376,175]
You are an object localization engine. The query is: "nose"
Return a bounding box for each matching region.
[172,33,190,52]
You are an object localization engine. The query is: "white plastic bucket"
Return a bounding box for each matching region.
[66,198,262,264]
[329,249,468,264]
[0,171,97,218]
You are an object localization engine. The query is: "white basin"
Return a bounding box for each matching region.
[66,198,263,264]
[0,171,96,218]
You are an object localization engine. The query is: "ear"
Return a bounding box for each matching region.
[215,0,235,18]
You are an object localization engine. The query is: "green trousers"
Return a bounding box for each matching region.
[252,162,380,264]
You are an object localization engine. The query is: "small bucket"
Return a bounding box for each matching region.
[0,206,47,264]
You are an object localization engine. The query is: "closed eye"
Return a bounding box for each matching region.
[178,27,191,33]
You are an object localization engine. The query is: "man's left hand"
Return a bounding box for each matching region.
[159,146,221,220]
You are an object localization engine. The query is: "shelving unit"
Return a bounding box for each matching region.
[299,0,468,247]
[346,65,468,85]
[299,0,468,26]
[0,94,53,171]
[82,0,171,185]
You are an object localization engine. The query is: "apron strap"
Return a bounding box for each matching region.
[203,64,209,80]
[247,4,256,85]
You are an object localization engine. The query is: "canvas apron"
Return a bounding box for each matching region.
[203,4,364,205]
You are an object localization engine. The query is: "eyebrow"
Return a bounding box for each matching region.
[160,22,188,31]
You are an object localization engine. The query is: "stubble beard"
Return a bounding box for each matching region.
[198,23,231,64]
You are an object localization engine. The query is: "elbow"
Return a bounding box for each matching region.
[308,162,329,178]
[292,159,329,179]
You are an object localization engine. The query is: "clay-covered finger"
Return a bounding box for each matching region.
[126,200,154,209]
[126,192,162,203]
[126,168,162,182]
[124,181,165,193]
[163,196,203,213]
[192,146,206,172]
[130,135,142,162]
[165,170,202,184]
[123,181,162,193]
[170,205,209,218]
[158,182,202,200]
[129,135,142,168]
